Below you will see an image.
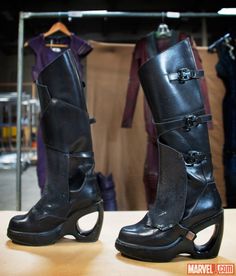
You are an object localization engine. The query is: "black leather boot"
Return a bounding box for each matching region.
[115,39,223,262]
[7,50,103,246]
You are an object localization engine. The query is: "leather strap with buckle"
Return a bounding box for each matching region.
[153,114,212,134]
[183,151,207,166]
[183,114,208,131]
[168,68,204,84]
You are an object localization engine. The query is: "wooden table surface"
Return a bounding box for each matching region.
[1,210,236,276]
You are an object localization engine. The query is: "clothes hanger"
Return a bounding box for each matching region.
[208,33,235,60]
[225,36,235,60]
[24,21,72,48]
[155,23,172,38]
[208,33,231,53]
[155,12,172,38]
[43,21,72,38]
[43,21,72,48]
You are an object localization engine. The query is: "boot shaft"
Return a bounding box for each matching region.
[139,38,204,123]
[37,49,87,111]
[36,49,96,199]
[139,39,213,182]
[36,50,92,153]
[138,39,222,228]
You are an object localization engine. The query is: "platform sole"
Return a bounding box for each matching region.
[7,200,104,246]
[115,211,224,262]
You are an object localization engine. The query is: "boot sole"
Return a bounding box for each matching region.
[7,200,104,246]
[115,211,224,262]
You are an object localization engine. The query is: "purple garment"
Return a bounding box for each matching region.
[28,33,92,193]
[28,33,92,81]
[96,172,118,211]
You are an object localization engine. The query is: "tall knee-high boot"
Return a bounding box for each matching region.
[7,50,104,246]
[115,39,223,262]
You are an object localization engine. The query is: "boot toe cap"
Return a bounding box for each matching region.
[117,214,158,246]
[117,213,182,247]
[8,213,29,231]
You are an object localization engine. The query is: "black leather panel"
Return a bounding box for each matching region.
[36,83,51,113]
[37,49,87,111]
[148,142,187,229]
[41,98,92,153]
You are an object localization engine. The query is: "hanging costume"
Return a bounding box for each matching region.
[28,34,92,81]
[121,31,211,206]
[214,37,236,207]
[28,33,92,193]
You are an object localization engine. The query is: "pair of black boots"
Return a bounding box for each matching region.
[7,39,223,262]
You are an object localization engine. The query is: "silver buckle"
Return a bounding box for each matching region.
[178,68,195,84]
[184,115,199,131]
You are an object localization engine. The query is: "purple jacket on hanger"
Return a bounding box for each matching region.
[29,33,92,81]
[28,33,92,193]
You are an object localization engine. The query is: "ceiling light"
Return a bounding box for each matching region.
[166,12,180,18]
[68,10,108,17]
[218,8,236,15]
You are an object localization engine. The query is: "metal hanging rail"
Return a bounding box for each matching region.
[16,10,236,210]
[22,11,236,19]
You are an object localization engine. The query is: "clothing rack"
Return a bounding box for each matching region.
[16,10,236,210]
